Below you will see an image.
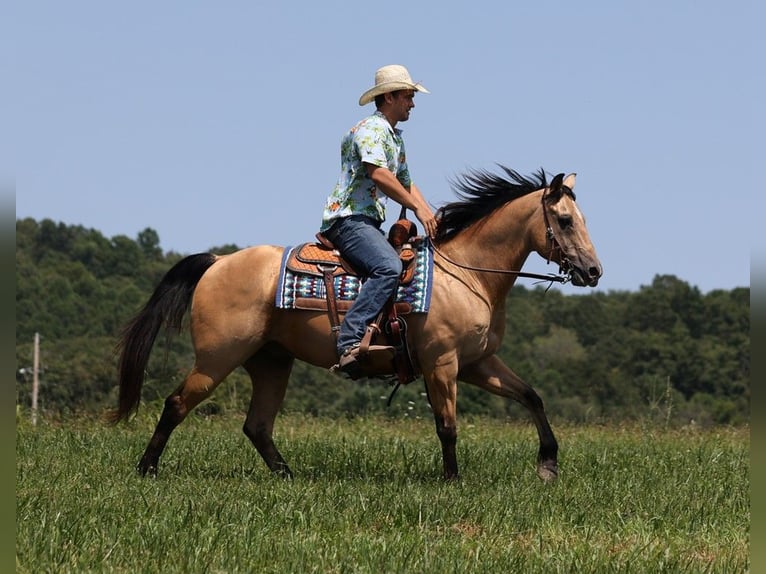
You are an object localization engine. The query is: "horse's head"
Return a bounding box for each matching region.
[538,173,602,287]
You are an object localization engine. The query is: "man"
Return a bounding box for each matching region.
[320,64,438,375]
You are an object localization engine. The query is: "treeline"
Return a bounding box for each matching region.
[15,218,749,426]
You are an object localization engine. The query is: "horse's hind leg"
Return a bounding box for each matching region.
[137,368,222,477]
[242,344,294,478]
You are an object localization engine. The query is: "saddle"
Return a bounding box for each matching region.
[285,219,420,386]
[285,219,418,284]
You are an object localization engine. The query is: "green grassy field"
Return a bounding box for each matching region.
[16,412,749,573]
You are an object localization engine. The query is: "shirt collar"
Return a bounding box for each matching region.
[373,110,403,135]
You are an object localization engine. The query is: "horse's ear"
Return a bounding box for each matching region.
[563,173,576,190]
[548,173,565,200]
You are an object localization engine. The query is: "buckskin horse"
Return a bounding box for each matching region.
[111,166,602,481]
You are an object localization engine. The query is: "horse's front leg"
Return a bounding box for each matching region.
[423,359,460,480]
[459,354,558,482]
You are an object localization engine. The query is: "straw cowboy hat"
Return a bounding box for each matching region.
[358,64,430,106]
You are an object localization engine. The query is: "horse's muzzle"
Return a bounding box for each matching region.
[570,264,602,287]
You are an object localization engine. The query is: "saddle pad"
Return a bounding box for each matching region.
[275,238,434,313]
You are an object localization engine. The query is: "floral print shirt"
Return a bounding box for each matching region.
[320,111,411,231]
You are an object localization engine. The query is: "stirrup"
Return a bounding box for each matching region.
[332,344,396,380]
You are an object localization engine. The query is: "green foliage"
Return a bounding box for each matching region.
[499,280,749,426]
[15,219,750,425]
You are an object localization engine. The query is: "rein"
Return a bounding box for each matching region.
[429,187,572,285]
[431,242,570,284]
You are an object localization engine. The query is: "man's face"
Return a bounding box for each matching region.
[390,90,416,122]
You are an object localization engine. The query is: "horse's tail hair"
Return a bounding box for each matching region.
[107,252,218,423]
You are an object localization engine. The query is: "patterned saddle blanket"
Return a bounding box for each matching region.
[275,237,434,313]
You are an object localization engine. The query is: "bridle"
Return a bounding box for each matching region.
[430,186,573,285]
[541,186,574,278]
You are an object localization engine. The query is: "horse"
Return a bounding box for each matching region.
[111,166,602,481]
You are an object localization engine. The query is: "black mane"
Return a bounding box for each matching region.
[434,165,548,242]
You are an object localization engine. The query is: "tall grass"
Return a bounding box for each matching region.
[16,412,749,573]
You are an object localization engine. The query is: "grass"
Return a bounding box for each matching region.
[16,412,749,573]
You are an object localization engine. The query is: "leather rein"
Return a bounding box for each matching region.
[429,187,573,285]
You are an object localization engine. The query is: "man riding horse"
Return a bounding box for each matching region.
[111,66,603,482]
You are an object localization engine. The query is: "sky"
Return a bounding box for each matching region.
[8,1,762,294]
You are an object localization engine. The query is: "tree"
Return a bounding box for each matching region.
[137,228,163,260]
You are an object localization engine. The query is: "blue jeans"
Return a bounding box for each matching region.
[324,215,402,355]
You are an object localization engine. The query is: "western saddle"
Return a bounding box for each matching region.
[284,219,420,385]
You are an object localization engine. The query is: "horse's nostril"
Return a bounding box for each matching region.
[589,266,601,278]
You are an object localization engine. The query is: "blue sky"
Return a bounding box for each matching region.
[9,1,761,294]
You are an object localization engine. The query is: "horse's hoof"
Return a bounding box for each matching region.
[137,462,158,478]
[536,462,558,483]
[272,465,294,480]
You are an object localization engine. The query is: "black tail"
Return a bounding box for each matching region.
[108,253,218,423]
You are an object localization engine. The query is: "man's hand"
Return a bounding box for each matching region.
[410,183,437,238]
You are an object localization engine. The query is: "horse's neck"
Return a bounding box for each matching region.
[442,192,540,301]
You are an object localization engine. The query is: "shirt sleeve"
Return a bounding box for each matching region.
[353,122,390,168]
[396,140,412,188]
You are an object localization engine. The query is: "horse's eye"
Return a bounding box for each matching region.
[558,215,573,229]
